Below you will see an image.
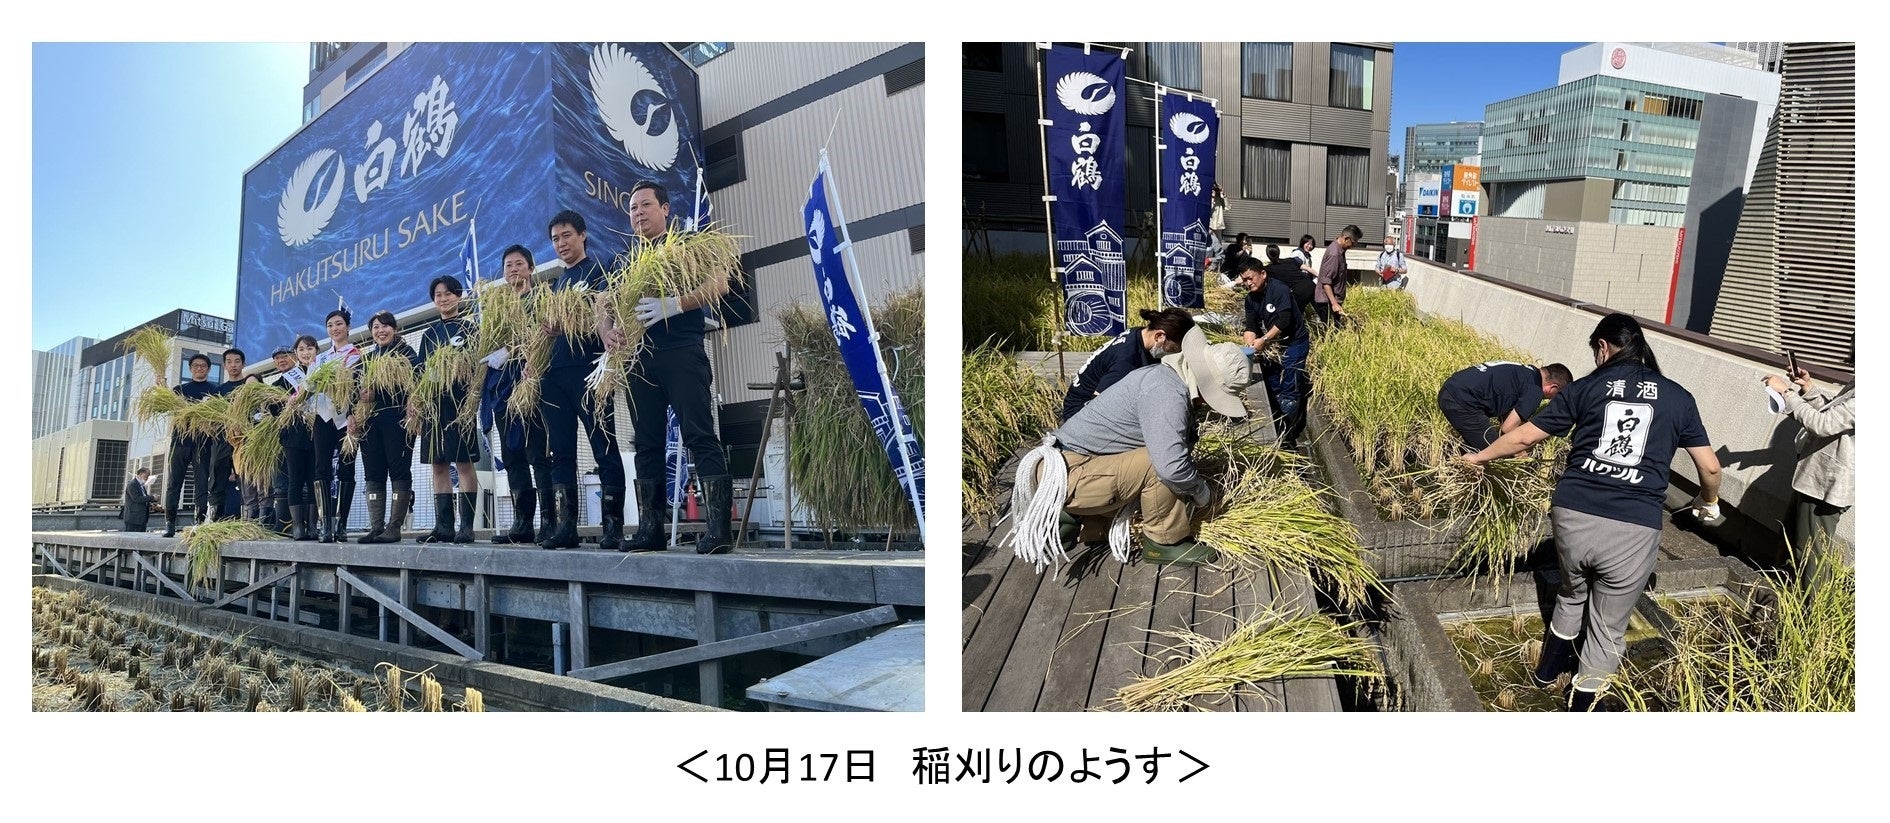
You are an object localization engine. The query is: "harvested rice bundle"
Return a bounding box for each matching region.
[1114,610,1381,712]
[1196,468,1380,610]
[172,396,232,441]
[295,359,355,428]
[506,340,552,422]
[409,343,478,441]
[587,228,742,419]
[223,382,289,433]
[961,345,1061,529]
[120,325,173,379]
[232,414,285,494]
[468,281,531,361]
[352,352,416,423]
[133,386,187,423]
[776,290,926,533]
[178,520,280,590]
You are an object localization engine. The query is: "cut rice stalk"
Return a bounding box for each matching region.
[1113,610,1381,712]
[178,520,280,591]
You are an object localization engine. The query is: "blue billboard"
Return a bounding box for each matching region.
[236,43,702,357]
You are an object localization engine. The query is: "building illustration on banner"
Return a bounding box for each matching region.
[1058,222,1127,336]
[1159,218,1210,307]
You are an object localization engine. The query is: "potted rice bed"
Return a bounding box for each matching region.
[1381,555,1853,712]
[1303,289,1561,581]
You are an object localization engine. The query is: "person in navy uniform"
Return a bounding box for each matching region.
[606,182,736,554]
[1463,313,1723,711]
[538,209,629,550]
[278,336,322,541]
[353,311,420,544]
[416,275,482,544]
[1237,257,1309,448]
[122,468,153,532]
[482,244,554,546]
[211,347,247,522]
[1060,308,1194,422]
[158,352,222,537]
[1437,361,1573,451]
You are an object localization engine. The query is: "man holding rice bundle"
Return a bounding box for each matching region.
[1008,327,1254,569]
[605,182,736,555]
[212,348,248,522]
[157,353,224,537]
[538,209,629,550]
[1437,360,1573,451]
[1463,313,1722,711]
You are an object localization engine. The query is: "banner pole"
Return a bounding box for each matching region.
[1035,44,1067,384]
[1153,85,1166,311]
[819,150,926,541]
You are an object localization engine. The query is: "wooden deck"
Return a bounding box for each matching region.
[962,479,1343,713]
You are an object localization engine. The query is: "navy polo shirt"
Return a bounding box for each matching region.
[548,255,609,371]
[1243,277,1305,345]
[1062,329,1157,422]
[1440,362,1543,423]
[174,379,219,402]
[1529,361,1709,529]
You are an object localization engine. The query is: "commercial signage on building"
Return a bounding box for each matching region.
[1544,225,1576,234]
[236,43,703,357]
[1442,164,1481,218]
[1416,183,1441,217]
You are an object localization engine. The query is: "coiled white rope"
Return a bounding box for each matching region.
[1004,437,1140,572]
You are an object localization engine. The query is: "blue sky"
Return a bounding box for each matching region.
[1389,42,1582,157]
[31,43,306,350]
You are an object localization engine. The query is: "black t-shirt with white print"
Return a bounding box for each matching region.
[1528,360,1709,530]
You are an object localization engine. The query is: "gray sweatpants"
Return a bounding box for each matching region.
[1548,506,1662,693]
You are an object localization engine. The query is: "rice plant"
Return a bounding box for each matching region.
[1113,610,1381,712]
[777,290,925,533]
[410,343,478,442]
[1198,468,1381,610]
[963,252,1159,352]
[589,230,745,414]
[133,385,187,422]
[232,414,285,495]
[960,344,1061,528]
[1306,289,1566,574]
[178,520,280,591]
[171,395,233,441]
[1613,556,1855,712]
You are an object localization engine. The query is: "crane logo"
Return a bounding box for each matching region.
[590,43,680,172]
[278,149,346,248]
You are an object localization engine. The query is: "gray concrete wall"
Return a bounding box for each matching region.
[1472,217,1681,322]
[1405,258,1852,549]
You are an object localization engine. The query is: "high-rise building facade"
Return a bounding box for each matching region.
[1710,43,1854,367]
[32,336,95,439]
[964,42,1395,248]
[1401,122,1481,209]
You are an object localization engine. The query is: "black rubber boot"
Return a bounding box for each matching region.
[598,487,626,551]
[454,492,476,544]
[290,504,314,541]
[623,480,667,552]
[356,482,387,543]
[695,475,735,555]
[541,484,579,550]
[273,497,291,536]
[420,494,455,543]
[333,486,352,543]
[493,488,534,545]
[1534,629,1578,688]
[163,515,178,538]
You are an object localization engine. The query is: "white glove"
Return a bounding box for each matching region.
[634,296,684,327]
[1191,483,1217,510]
[483,347,509,369]
[1688,495,1722,523]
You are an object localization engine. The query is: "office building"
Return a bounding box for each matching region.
[1711,42,1854,367]
[1401,122,1481,209]
[1558,42,1780,190]
[964,42,1395,249]
[32,336,95,440]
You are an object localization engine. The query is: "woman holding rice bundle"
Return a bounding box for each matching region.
[1463,313,1722,711]
[482,244,554,546]
[416,275,482,544]
[279,335,322,541]
[312,308,363,542]
[353,311,420,544]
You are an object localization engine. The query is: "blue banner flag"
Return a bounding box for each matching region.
[1042,45,1127,337]
[664,406,689,507]
[1158,91,1218,309]
[803,161,926,536]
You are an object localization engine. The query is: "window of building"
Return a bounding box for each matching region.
[963,43,1004,73]
[1326,148,1371,207]
[1147,42,1202,92]
[309,42,351,75]
[1241,138,1291,201]
[670,42,733,68]
[1329,45,1374,110]
[345,46,388,91]
[705,132,745,191]
[963,112,1010,183]
[302,97,320,124]
[1241,43,1293,101]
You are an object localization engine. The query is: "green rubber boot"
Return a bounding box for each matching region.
[1139,535,1217,567]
